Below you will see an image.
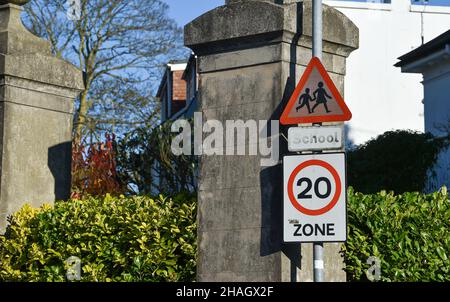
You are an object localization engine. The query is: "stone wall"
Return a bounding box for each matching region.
[0,2,84,231]
[185,0,358,281]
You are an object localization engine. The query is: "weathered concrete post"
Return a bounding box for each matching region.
[0,0,84,231]
[185,0,358,281]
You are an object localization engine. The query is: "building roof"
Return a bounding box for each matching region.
[182,54,196,81]
[156,61,188,98]
[156,70,168,98]
[395,29,450,68]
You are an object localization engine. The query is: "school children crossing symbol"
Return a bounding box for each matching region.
[280,57,352,125]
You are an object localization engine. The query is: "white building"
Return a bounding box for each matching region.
[396,29,450,191]
[325,0,450,145]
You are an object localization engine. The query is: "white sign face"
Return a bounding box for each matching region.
[288,126,343,152]
[283,153,347,243]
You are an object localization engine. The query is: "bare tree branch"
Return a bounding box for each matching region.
[23,0,186,142]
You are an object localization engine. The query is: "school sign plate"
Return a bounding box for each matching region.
[288,126,343,152]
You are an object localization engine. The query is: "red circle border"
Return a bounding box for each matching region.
[287,159,341,216]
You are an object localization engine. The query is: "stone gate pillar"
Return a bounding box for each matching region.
[0,1,84,231]
[185,0,358,281]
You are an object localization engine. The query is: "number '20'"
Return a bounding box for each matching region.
[297,177,331,199]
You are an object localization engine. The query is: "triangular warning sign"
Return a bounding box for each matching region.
[280,57,352,125]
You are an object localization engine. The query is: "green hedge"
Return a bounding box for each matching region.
[344,187,449,281]
[347,130,448,194]
[1,188,448,282]
[0,194,197,282]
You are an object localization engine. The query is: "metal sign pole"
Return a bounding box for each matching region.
[312,0,324,283]
[313,0,323,59]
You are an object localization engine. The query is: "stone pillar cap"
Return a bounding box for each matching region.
[0,0,84,91]
[185,1,358,55]
[0,1,52,55]
[0,0,30,5]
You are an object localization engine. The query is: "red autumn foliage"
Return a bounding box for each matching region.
[71,133,123,199]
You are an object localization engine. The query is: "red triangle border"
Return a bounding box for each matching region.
[280,57,352,125]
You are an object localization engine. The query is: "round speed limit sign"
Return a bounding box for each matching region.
[283,153,347,243]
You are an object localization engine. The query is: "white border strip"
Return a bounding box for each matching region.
[324,0,391,11]
[410,4,450,14]
[325,1,450,14]
[168,63,187,71]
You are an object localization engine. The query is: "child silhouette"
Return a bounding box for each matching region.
[312,82,332,113]
[296,88,313,114]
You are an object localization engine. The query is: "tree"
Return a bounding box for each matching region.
[71,133,123,198]
[116,120,197,195]
[434,117,450,137]
[23,0,184,143]
[347,130,448,194]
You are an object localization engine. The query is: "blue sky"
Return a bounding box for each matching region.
[162,0,449,28]
[162,0,225,27]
